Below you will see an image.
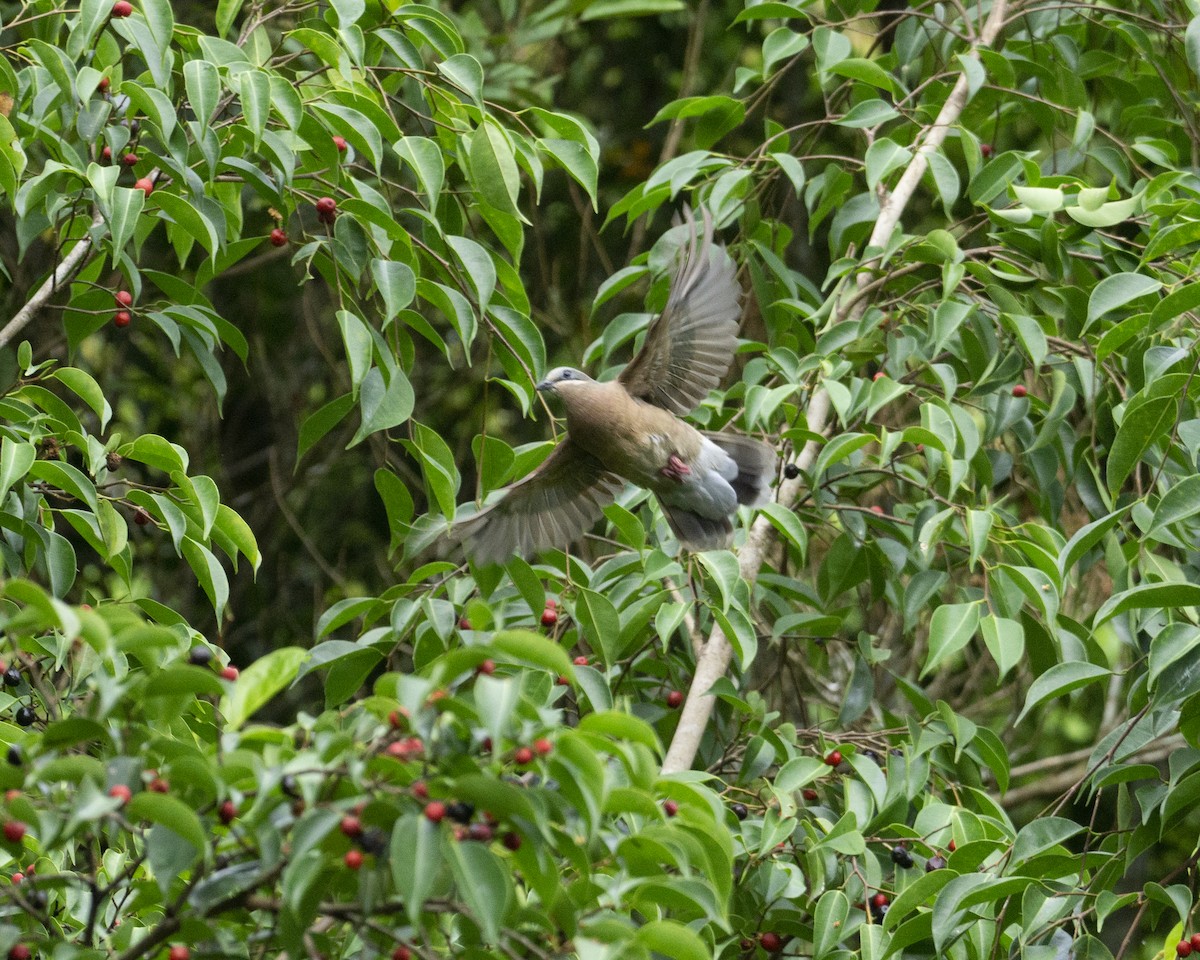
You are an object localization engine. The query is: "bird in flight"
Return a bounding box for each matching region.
[453,209,776,566]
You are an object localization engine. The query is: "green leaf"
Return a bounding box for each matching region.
[1106,396,1175,498]
[1086,272,1162,328]
[573,588,622,665]
[0,440,35,503]
[350,367,414,446]
[491,630,574,677]
[813,889,850,960]
[371,259,416,323]
[219,647,307,730]
[445,835,512,943]
[1017,661,1110,725]
[394,136,445,210]
[467,120,524,220]
[127,792,207,851]
[922,602,981,676]
[297,394,354,463]
[182,537,229,621]
[27,460,99,512]
[391,813,442,922]
[633,921,710,960]
[1095,583,1200,628]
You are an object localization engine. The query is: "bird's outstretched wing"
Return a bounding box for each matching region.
[452,439,625,567]
[618,208,742,415]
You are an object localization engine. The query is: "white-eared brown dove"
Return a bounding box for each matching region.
[454,210,776,566]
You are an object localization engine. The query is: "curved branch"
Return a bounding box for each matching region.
[0,211,104,348]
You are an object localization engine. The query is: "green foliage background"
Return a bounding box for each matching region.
[0,0,1195,959]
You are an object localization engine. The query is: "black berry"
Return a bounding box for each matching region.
[731,802,748,821]
[891,845,914,868]
[188,646,213,666]
[3,668,20,688]
[5,745,19,766]
[14,707,34,727]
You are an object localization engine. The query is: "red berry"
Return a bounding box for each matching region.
[411,781,429,800]
[513,747,533,765]
[541,607,558,627]
[133,507,152,526]
[424,801,446,823]
[269,228,288,247]
[870,505,884,515]
[8,946,30,960]
[1012,384,1027,398]
[663,799,679,817]
[111,0,133,17]
[824,750,842,767]
[666,690,683,708]
[802,789,818,802]
[502,831,521,851]
[113,311,132,328]
[458,616,471,629]
[121,152,138,167]
[3,821,25,843]
[388,707,408,729]
[573,656,589,666]
[340,815,363,838]
[760,933,782,953]
[871,892,888,908]
[101,146,112,161]
[873,371,884,380]
[133,177,153,196]
[1190,935,1200,952]
[3,791,17,804]
[980,143,994,158]
[108,784,131,804]
[393,949,412,960]
[168,947,189,960]
[948,839,957,852]
[1178,943,1193,958]
[555,675,570,685]
[98,77,110,92]
[315,197,337,223]
[148,777,168,793]
[333,136,347,152]
[218,800,237,824]
[115,290,133,307]
[534,738,552,756]
[344,849,363,870]
[10,872,22,884]
[220,666,239,681]
[476,659,496,676]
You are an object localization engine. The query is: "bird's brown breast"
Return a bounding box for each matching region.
[557,382,701,489]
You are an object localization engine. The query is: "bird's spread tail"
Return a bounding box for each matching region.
[706,433,776,507]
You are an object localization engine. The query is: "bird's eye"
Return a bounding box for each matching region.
[561,370,573,380]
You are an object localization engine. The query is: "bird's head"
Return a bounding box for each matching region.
[536,367,596,397]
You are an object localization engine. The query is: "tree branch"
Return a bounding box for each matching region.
[0,210,105,348]
[662,389,830,774]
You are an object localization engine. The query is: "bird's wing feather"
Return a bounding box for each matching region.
[452,440,624,566]
[618,208,742,415]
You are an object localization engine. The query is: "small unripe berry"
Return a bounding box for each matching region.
[133,177,153,196]
[101,146,112,162]
[332,136,347,152]
[424,801,446,823]
[121,152,138,167]
[468,822,493,842]
[663,799,678,817]
[502,831,521,851]
[411,781,429,800]
[133,507,152,526]
[98,76,110,92]
[109,784,132,804]
[759,932,782,953]
[343,849,363,870]
[315,197,337,223]
[340,815,363,838]
[269,228,288,247]
[112,0,133,17]
[8,946,31,960]
[1190,935,1200,952]
[218,800,237,824]
[220,666,239,681]
[168,947,189,960]
[476,659,496,676]
[1012,384,1027,398]
[871,892,888,908]
[802,789,818,802]
[115,290,133,307]
[573,656,589,666]
[666,690,683,708]
[1178,943,1193,959]
[824,749,842,767]
[113,311,132,328]
[513,747,533,765]
[148,777,169,793]
[541,606,558,627]
[3,821,26,842]
[393,948,412,960]
[9,872,21,884]
[980,143,994,158]
[533,738,553,756]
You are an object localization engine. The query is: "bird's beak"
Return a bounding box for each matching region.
[535,378,553,393]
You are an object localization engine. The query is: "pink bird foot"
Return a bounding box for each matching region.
[661,453,691,483]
